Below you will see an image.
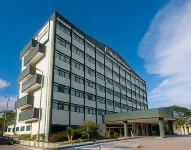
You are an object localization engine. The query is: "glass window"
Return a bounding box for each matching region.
[107,89,113,95]
[72,32,84,44]
[97,85,105,92]
[96,50,104,58]
[71,88,84,98]
[85,67,95,76]
[98,109,105,115]
[16,127,19,132]
[114,91,120,98]
[71,74,84,84]
[97,73,105,81]
[85,54,95,64]
[26,125,31,131]
[106,78,113,85]
[8,128,11,132]
[107,99,113,106]
[85,42,95,53]
[115,102,121,108]
[53,100,58,109]
[72,46,84,58]
[121,94,126,100]
[53,84,59,92]
[72,60,84,71]
[56,22,70,36]
[85,93,95,101]
[20,126,25,131]
[122,104,127,110]
[105,56,112,64]
[97,97,105,104]
[85,80,95,89]
[56,36,70,49]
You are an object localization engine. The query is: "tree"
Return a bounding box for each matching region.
[171,105,191,128]
[0,110,15,130]
[65,126,74,144]
[79,121,99,140]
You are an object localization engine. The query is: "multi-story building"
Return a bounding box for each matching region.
[13,12,147,140]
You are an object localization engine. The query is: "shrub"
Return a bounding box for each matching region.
[62,138,89,145]
[48,131,66,142]
[31,134,37,141]
[18,134,31,140]
[114,132,119,137]
[39,134,45,141]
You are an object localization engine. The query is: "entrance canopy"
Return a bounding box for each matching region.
[103,107,175,124]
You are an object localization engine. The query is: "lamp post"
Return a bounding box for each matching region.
[2,95,10,132]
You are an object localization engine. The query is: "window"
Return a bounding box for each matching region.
[85,80,95,89]
[96,61,104,69]
[128,97,132,102]
[58,101,69,111]
[97,97,105,104]
[56,36,70,50]
[71,104,84,113]
[85,93,95,101]
[97,73,105,81]
[85,67,95,76]
[105,67,112,74]
[72,60,84,71]
[107,89,113,95]
[53,83,69,94]
[106,111,113,114]
[128,107,133,111]
[72,32,84,44]
[71,88,84,98]
[8,128,11,132]
[85,42,95,53]
[97,84,105,92]
[12,128,15,132]
[120,77,126,83]
[121,94,126,100]
[26,125,31,131]
[126,73,130,79]
[96,50,104,58]
[86,54,95,64]
[85,107,96,115]
[53,100,58,109]
[71,74,84,84]
[132,91,136,96]
[55,51,70,64]
[20,126,25,131]
[72,46,84,58]
[113,72,119,78]
[127,88,131,94]
[98,109,105,115]
[54,67,70,79]
[114,91,120,98]
[106,78,113,85]
[113,82,120,88]
[56,21,70,36]
[113,63,119,70]
[115,102,121,108]
[122,104,127,110]
[105,56,112,64]
[16,127,19,132]
[120,85,126,91]
[106,99,113,106]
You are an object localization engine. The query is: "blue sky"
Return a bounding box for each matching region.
[2,0,189,110]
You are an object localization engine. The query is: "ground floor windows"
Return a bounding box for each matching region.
[71,104,84,113]
[26,125,31,131]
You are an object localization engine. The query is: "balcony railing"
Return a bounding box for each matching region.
[20,39,38,57]
[22,74,42,93]
[15,95,33,110]
[17,66,36,84]
[19,108,40,122]
[24,43,45,66]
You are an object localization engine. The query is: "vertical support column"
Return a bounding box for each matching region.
[189,125,191,134]
[146,124,149,136]
[184,125,189,134]
[159,118,165,137]
[181,126,185,135]
[124,121,128,137]
[168,120,174,135]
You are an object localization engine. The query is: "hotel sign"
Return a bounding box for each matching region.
[105,47,130,70]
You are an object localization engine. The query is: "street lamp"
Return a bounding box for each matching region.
[2,95,10,132]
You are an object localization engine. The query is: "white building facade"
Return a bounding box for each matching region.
[11,12,147,141]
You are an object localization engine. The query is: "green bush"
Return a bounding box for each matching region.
[39,134,45,141]
[48,131,66,142]
[18,134,31,140]
[114,132,119,137]
[31,134,37,141]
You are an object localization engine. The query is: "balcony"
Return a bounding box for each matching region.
[20,39,38,57]
[15,95,33,110]
[24,43,45,66]
[17,66,36,84]
[19,108,40,122]
[22,74,42,93]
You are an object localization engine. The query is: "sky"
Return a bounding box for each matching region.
[0,0,190,111]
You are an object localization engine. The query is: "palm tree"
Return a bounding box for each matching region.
[65,126,74,144]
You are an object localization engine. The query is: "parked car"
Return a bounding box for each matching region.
[0,136,14,145]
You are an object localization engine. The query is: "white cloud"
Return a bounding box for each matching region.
[0,96,16,112]
[0,79,10,89]
[139,0,191,108]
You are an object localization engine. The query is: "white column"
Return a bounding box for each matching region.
[123,121,128,137]
[184,125,189,134]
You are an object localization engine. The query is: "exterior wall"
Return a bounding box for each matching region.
[13,12,147,137]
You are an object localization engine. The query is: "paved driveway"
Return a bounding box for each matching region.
[98,135,191,150]
[0,144,44,150]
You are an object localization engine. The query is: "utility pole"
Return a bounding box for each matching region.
[2,95,10,132]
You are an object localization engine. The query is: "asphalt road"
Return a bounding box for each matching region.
[0,144,44,150]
